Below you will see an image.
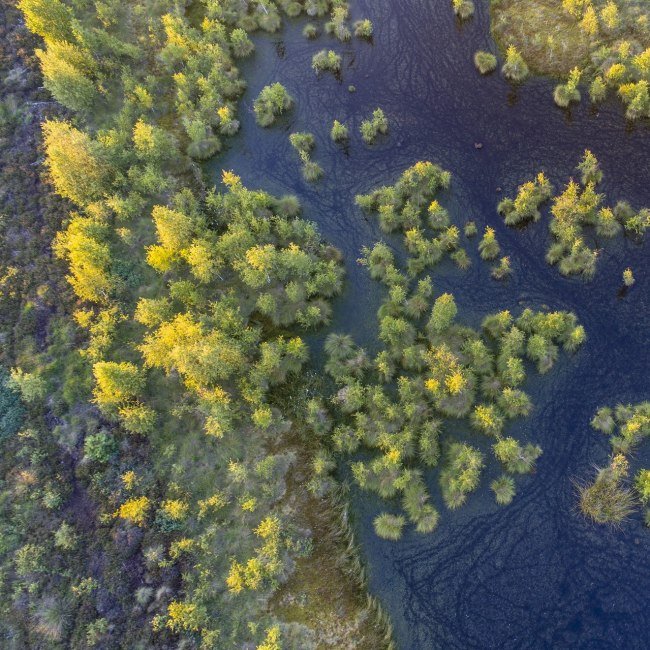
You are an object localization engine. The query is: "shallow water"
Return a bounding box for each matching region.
[209,1,650,647]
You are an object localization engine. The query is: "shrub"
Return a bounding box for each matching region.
[492,475,516,505]
[474,51,497,74]
[579,456,636,524]
[374,513,405,540]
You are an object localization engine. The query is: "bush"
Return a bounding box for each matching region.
[373,513,405,540]
[83,431,117,463]
[474,51,497,74]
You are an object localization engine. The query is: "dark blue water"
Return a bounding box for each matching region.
[210,1,650,647]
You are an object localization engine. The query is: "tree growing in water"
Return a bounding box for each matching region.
[314,162,585,538]
[253,83,294,127]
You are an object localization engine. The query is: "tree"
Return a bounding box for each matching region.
[53,216,116,303]
[84,431,117,463]
[600,2,619,30]
[360,108,389,144]
[18,0,73,42]
[312,49,342,73]
[8,368,46,402]
[439,443,483,509]
[427,293,457,334]
[114,496,151,526]
[493,437,542,473]
[43,121,109,206]
[577,150,602,185]
[579,455,635,524]
[554,67,581,107]
[37,41,99,112]
[623,268,635,287]
[452,0,474,20]
[502,45,529,82]
[331,120,349,142]
[93,361,145,409]
[580,6,599,37]
[492,475,515,505]
[478,226,500,260]
[253,83,294,127]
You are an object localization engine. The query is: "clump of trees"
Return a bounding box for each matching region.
[501,151,648,280]
[580,401,650,525]
[312,49,342,74]
[254,83,294,127]
[490,0,650,117]
[310,162,586,538]
[498,173,553,225]
[14,0,370,646]
[360,108,389,144]
[290,131,324,181]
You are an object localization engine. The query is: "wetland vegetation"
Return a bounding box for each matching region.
[2,0,649,647]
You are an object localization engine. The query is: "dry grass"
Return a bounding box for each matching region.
[491,0,650,77]
[269,431,390,649]
[490,0,592,76]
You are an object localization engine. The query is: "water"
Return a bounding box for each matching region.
[209,1,650,647]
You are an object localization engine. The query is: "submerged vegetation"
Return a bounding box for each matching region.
[309,162,587,537]
[491,0,650,117]
[501,150,648,279]
[579,402,650,525]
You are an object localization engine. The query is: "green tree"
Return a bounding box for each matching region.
[43,120,109,206]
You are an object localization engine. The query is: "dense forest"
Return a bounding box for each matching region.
[1,0,648,648]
